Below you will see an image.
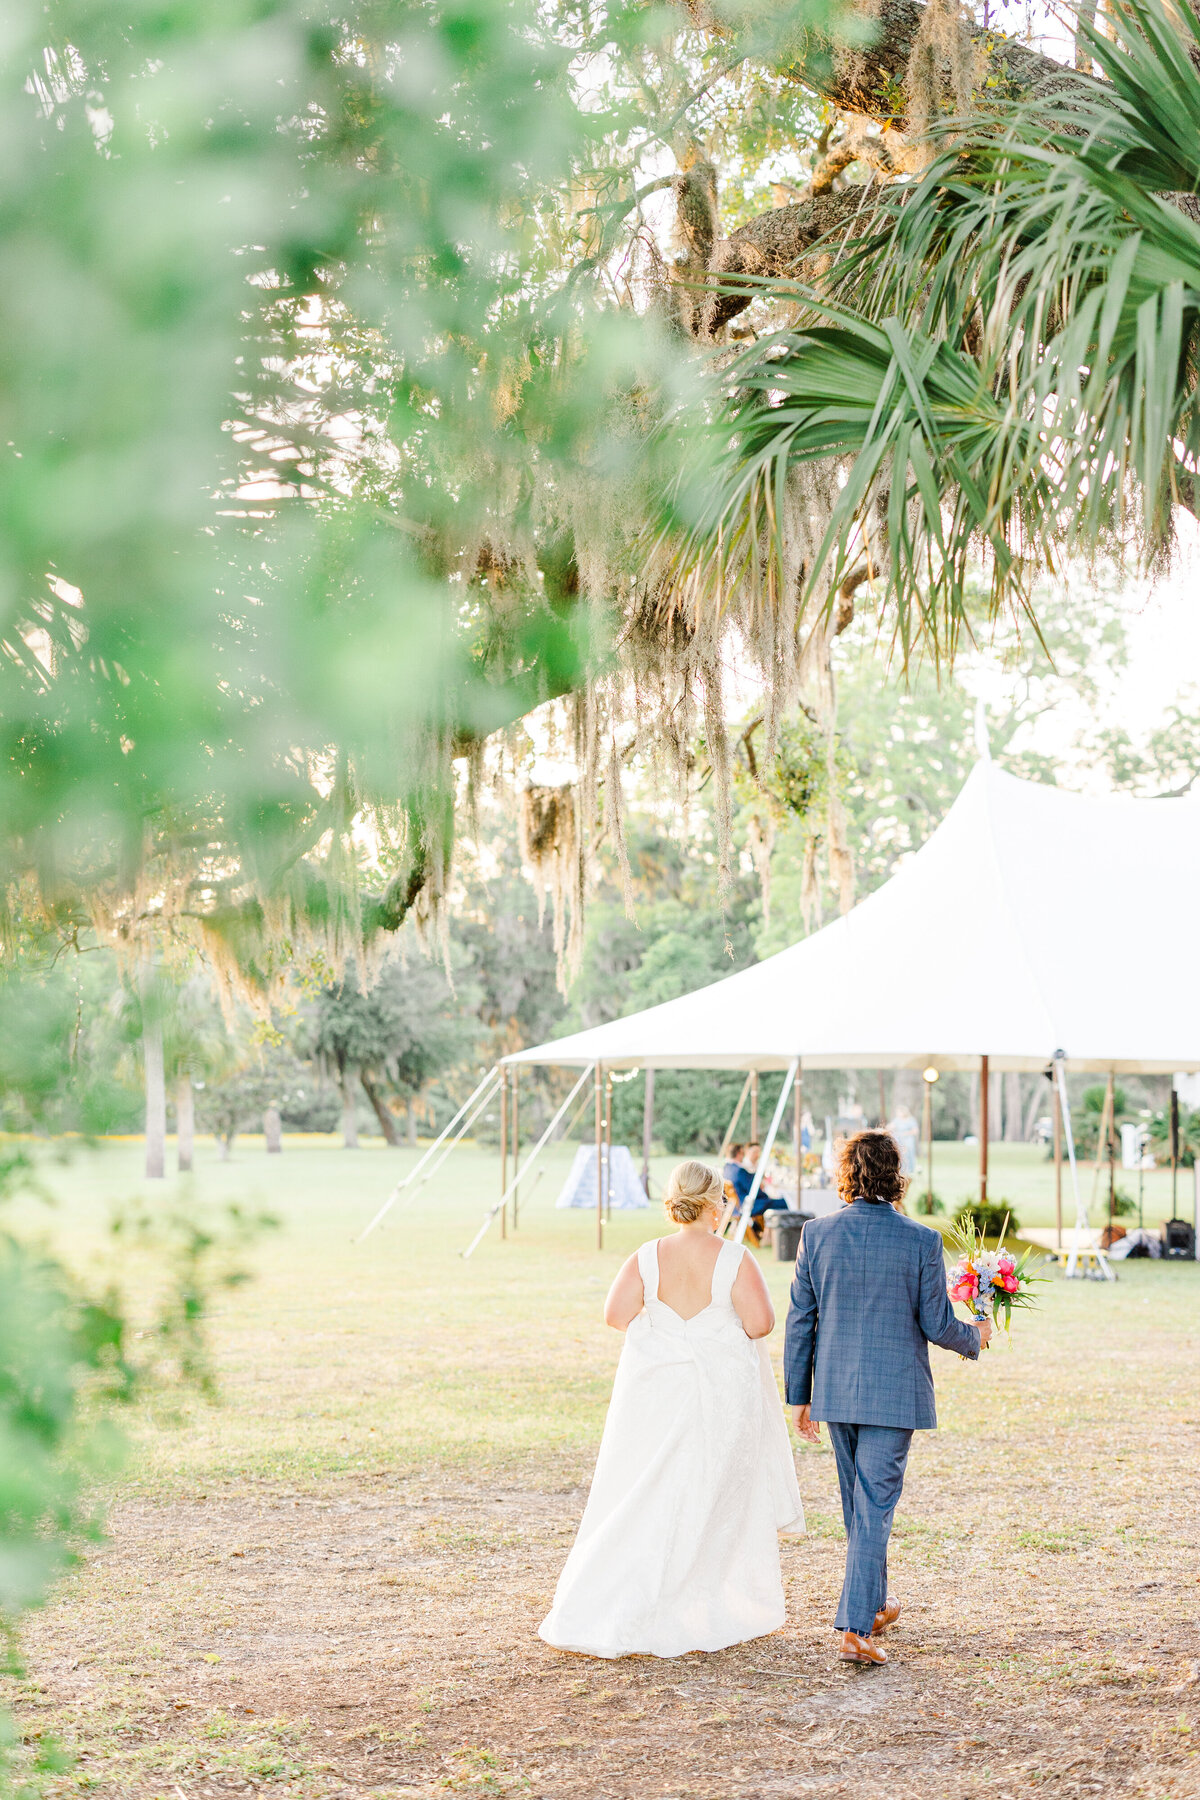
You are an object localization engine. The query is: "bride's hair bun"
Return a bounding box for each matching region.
[663,1159,723,1223]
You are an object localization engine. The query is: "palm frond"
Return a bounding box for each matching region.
[667,0,1200,636]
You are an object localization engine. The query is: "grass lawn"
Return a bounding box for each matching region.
[4,1132,1200,1800]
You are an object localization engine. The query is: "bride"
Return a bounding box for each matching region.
[539,1159,805,1659]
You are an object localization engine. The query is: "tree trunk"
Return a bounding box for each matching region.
[1074,0,1097,73]
[141,957,166,1180]
[341,1071,360,1149]
[1004,1070,1023,1142]
[361,1071,401,1145]
[221,1128,235,1162]
[1023,1078,1047,1143]
[263,1104,283,1153]
[176,1074,195,1173]
[406,1102,418,1146]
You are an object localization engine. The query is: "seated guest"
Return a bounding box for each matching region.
[723,1142,746,1190]
[730,1143,790,1220]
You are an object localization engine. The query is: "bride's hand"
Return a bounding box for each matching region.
[791,1404,820,1444]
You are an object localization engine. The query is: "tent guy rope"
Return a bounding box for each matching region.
[357,1065,501,1243]
[462,1064,596,1260]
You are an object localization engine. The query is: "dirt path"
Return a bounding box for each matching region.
[13,1455,1200,1800]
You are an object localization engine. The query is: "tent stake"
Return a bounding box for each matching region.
[979,1055,989,1205]
[735,1059,799,1244]
[462,1063,596,1259]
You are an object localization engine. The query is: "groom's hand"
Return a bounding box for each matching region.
[976,1317,993,1350]
[791,1405,820,1443]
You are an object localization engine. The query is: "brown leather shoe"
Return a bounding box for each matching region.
[838,1629,888,1664]
[872,1595,901,1636]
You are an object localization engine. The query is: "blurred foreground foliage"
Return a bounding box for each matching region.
[0,0,843,985]
[0,1161,274,1794]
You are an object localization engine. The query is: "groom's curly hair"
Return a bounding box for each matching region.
[837,1130,909,1210]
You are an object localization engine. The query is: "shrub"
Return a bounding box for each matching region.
[911,1189,945,1216]
[953,1199,1020,1238]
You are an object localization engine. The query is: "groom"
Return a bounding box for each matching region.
[784,1128,990,1664]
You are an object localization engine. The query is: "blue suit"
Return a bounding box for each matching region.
[784,1200,980,1635]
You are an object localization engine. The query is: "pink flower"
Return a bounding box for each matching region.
[950,1275,978,1303]
[999,1272,1019,1293]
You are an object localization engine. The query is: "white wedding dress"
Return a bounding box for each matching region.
[538,1236,805,1659]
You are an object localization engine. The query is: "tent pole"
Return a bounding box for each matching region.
[1171,1083,1179,1216]
[604,1072,613,1223]
[512,1071,520,1230]
[1104,1071,1115,1239]
[1090,1075,1112,1210]
[462,1063,595,1259]
[751,1070,759,1145]
[793,1063,803,1208]
[499,1066,508,1240]
[735,1059,798,1244]
[641,1067,655,1197]
[357,1064,501,1241]
[595,1063,604,1251]
[979,1055,989,1205]
[923,1074,933,1206]
[719,1073,753,1163]
[717,1072,755,1236]
[1053,1075,1063,1251]
[1056,1051,1114,1281]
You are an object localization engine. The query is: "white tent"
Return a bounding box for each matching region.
[505,760,1200,1077]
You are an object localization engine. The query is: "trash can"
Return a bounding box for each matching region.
[769,1211,813,1263]
[1162,1218,1196,1259]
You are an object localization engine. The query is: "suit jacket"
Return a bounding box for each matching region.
[783,1199,979,1430]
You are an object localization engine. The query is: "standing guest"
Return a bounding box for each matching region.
[886,1102,920,1176]
[784,1129,991,1665]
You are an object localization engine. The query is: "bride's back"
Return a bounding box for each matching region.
[655,1230,724,1320]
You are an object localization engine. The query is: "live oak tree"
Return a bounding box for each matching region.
[7,0,1193,1065]
[1,0,1122,997]
[311,962,478,1148]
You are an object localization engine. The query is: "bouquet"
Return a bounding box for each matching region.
[947,1213,1045,1337]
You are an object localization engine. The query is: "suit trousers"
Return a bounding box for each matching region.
[827,1422,914,1635]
